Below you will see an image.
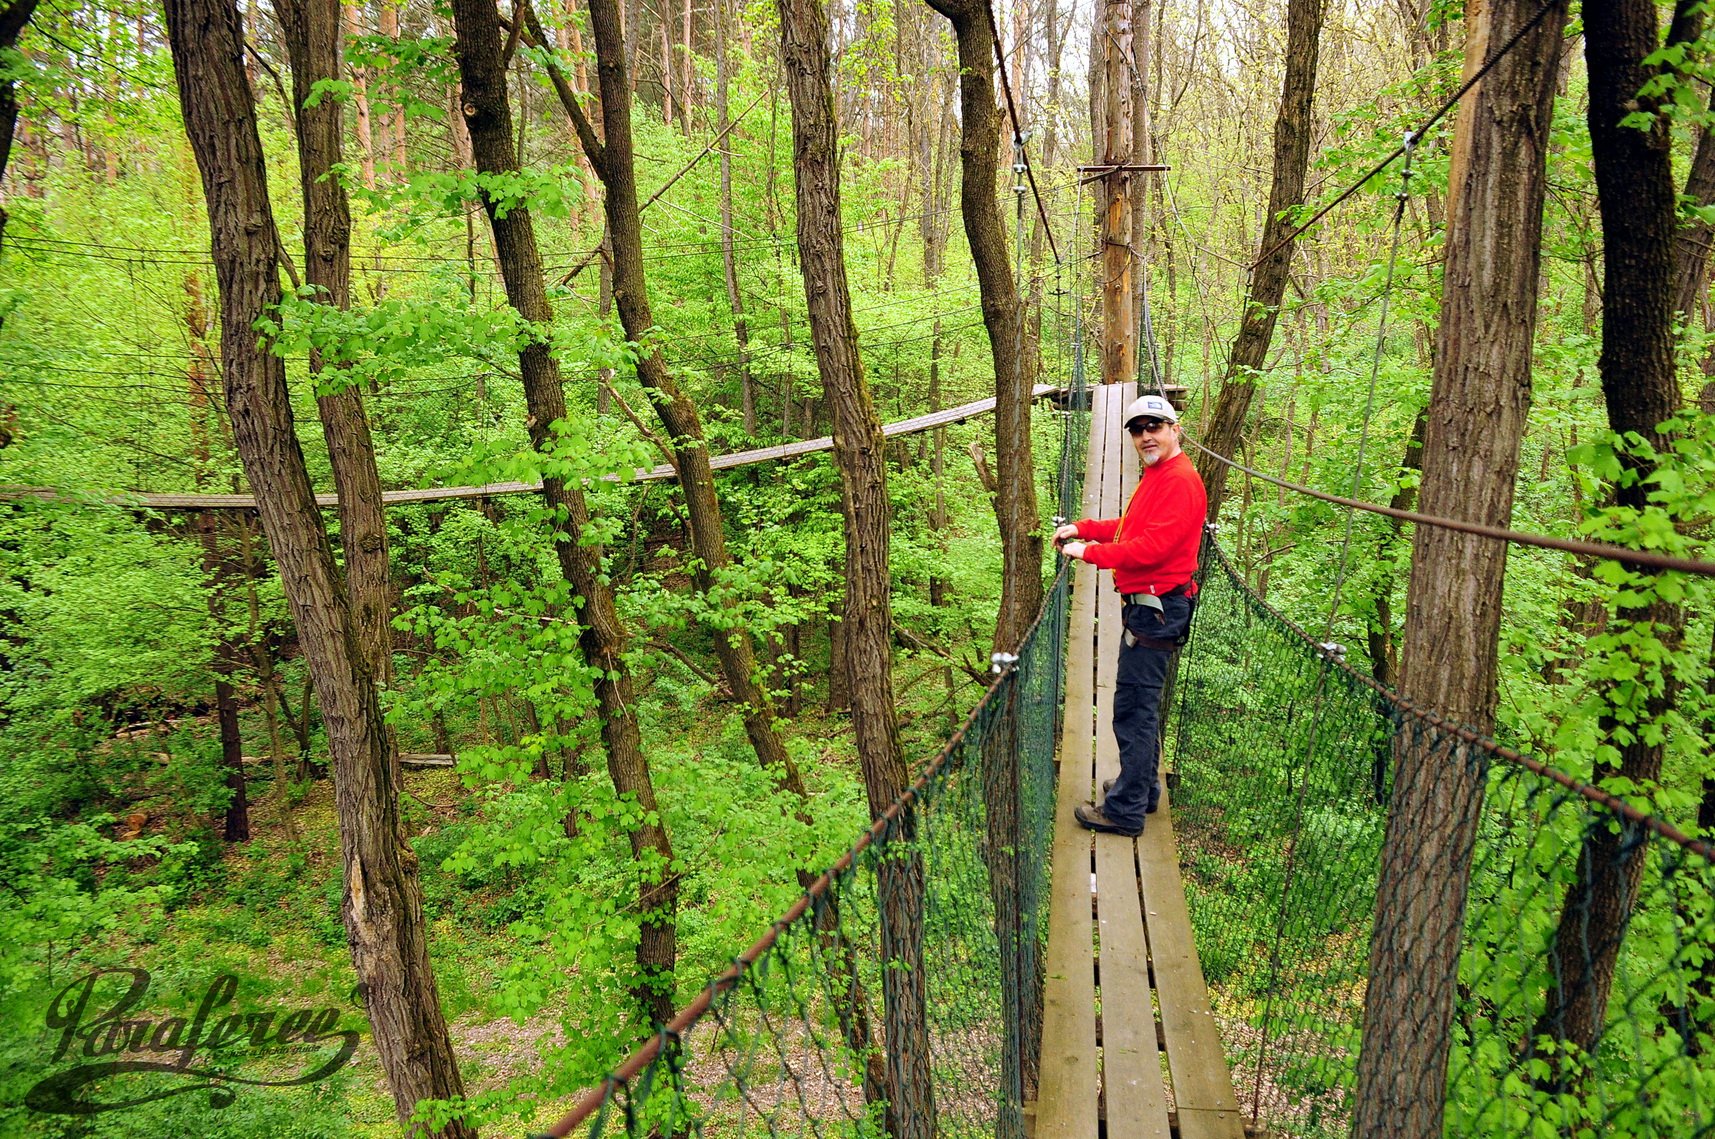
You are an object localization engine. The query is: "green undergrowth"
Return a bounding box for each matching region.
[0,653,957,1136]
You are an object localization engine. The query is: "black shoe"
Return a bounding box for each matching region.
[1100,778,1160,814]
[1074,801,1142,837]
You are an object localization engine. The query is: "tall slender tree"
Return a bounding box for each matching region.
[447,0,678,1033]
[1536,0,1690,1063]
[777,0,935,1131]
[277,0,393,760]
[161,0,473,1131]
[923,0,1043,656]
[1194,0,1324,519]
[1096,0,1134,390]
[923,0,1046,1107]
[1353,3,1569,1136]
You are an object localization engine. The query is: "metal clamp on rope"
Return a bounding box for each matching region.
[1317,641,1348,662]
[991,651,1019,675]
[1396,132,1417,202]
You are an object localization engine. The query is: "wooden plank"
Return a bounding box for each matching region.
[1035,567,1101,1139]
[0,384,1062,510]
[1034,385,1111,1138]
[1138,787,1246,1139]
[1093,836,1171,1139]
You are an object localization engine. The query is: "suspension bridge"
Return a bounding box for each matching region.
[530,378,1715,1139]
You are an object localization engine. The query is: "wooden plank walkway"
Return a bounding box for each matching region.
[1033,383,1244,1139]
[0,384,1062,511]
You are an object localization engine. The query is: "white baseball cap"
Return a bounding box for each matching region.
[1122,393,1179,427]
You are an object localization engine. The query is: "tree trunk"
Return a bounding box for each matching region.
[1129,0,1153,371]
[162,1,472,1131]
[447,0,677,1033]
[1674,120,1715,322]
[379,0,406,174]
[826,606,850,712]
[278,0,394,776]
[923,0,1045,1109]
[1194,0,1324,520]
[1672,0,1715,325]
[1536,0,1688,1065]
[1097,0,1134,389]
[924,0,1044,656]
[341,3,376,188]
[777,0,935,1133]
[1352,4,1567,1136]
[198,516,250,842]
[183,273,250,842]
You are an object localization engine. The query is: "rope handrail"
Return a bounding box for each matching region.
[1186,434,1715,577]
[1202,540,1714,863]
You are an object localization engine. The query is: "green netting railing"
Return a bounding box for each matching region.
[1171,541,1715,1138]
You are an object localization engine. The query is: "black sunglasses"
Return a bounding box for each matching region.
[1126,418,1169,436]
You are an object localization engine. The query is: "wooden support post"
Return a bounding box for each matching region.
[1100,0,1135,388]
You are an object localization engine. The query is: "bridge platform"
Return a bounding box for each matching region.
[1031,383,1246,1139]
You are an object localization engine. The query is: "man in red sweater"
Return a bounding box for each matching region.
[1053,393,1207,836]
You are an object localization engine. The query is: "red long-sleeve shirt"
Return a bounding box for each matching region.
[1077,450,1207,595]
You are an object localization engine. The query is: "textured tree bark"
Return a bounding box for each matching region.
[1194,0,1323,520]
[161,0,472,1130]
[278,0,394,747]
[1352,3,1567,1136]
[448,0,677,1032]
[1671,0,1715,324]
[1535,0,1688,1065]
[777,0,935,1132]
[924,0,1044,657]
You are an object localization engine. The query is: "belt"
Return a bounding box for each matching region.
[1120,581,1195,606]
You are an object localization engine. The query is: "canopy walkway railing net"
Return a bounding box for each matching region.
[1171,542,1715,1138]
[535,389,1089,1139]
